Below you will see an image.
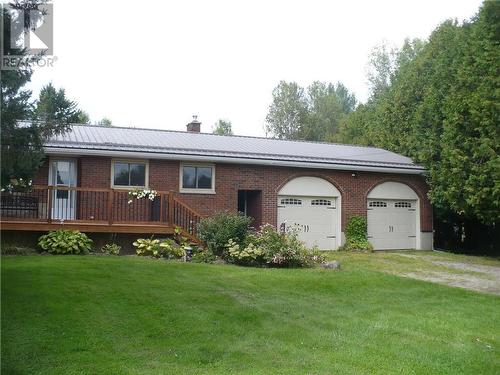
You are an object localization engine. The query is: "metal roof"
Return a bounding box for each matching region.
[44,124,425,174]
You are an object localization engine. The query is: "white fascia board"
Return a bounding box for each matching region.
[43,147,426,175]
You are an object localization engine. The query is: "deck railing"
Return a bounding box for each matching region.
[0,186,204,239]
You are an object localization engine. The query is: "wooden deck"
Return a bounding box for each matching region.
[0,186,204,242]
[1,220,177,234]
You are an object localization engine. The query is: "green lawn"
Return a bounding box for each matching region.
[2,255,499,374]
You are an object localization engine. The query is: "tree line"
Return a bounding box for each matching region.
[1,1,113,187]
[264,1,499,254]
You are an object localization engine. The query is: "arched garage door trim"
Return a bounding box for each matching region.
[277,176,342,250]
[367,181,421,250]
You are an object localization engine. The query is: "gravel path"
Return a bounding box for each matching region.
[395,253,500,295]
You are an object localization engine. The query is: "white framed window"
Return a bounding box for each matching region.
[111,159,149,188]
[281,198,302,205]
[179,163,215,194]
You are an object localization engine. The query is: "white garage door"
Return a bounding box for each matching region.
[367,200,417,250]
[277,196,337,250]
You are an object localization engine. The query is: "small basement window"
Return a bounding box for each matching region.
[281,198,302,205]
[311,199,332,206]
[180,164,215,193]
[395,201,412,208]
[368,201,387,208]
[112,160,148,188]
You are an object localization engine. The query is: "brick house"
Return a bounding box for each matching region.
[2,118,433,250]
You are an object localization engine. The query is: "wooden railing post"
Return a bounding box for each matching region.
[159,193,164,223]
[108,189,114,225]
[167,192,174,225]
[47,186,53,223]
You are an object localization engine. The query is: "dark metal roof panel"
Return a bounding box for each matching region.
[44,124,424,170]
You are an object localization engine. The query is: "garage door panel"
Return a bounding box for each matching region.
[367,199,417,250]
[278,195,337,250]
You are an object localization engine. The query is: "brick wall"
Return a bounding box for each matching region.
[35,156,432,231]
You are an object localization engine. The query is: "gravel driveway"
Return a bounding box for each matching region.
[395,253,500,295]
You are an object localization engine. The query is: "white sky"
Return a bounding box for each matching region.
[27,0,482,136]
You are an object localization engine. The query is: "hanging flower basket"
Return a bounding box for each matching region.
[128,188,158,204]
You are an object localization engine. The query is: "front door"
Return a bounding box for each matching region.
[50,160,77,220]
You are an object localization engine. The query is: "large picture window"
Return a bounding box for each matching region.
[112,161,147,188]
[180,164,214,193]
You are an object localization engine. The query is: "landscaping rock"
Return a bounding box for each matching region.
[322,260,341,270]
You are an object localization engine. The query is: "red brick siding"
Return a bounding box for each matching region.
[34,156,433,232]
[32,158,49,185]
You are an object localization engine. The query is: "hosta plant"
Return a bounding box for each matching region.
[133,237,162,257]
[159,239,186,259]
[38,230,93,255]
[133,237,185,259]
[100,243,121,255]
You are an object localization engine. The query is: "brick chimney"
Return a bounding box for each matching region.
[186,115,201,133]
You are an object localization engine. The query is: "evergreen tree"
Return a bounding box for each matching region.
[212,119,233,135]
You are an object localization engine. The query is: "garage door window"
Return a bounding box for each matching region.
[311,199,332,206]
[395,202,412,208]
[368,201,387,208]
[281,198,302,205]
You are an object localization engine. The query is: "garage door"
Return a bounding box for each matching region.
[277,196,337,250]
[367,200,416,250]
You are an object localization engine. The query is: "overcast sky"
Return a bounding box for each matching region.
[28,0,482,136]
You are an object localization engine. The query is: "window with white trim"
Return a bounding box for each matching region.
[112,160,148,188]
[180,164,215,193]
[368,201,387,208]
[311,199,332,206]
[281,198,302,205]
[395,201,412,208]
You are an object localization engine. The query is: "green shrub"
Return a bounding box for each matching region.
[133,237,185,259]
[38,230,93,255]
[258,225,325,267]
[224,225,325,268]
[198,212,252,256]
[342,216,373,252]
[100,243,121,255]
[227,238,264,266]
[191,248,217,263]
[1,246,36,255]
[159,239,186,259]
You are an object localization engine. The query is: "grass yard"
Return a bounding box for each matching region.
[2,254,499,374]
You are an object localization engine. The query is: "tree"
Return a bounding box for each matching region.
[212,119,233,135]
[96,117,112,126]
[1,1,87,187]
[301,81,356,141]
[265,81,308,139]
[265,80,356,141]
[366,39,425,99]
[33,83,86,135]
[1,1,43,187]
[77,111,90,124]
